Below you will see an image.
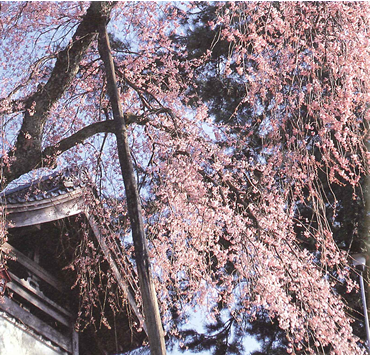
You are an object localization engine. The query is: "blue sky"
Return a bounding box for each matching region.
[126,306,260,355]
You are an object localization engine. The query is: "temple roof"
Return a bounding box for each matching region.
[1,167,146,354]
[2,167,87,204]
[2,168,89,228]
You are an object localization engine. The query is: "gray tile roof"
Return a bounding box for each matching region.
[2,167,88,205]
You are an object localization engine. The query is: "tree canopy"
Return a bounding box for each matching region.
[1,2,370,354]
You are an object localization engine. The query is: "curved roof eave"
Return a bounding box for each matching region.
[5,187,86,228]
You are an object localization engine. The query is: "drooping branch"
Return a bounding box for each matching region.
[98,18,167,355]
[0,54,56,115]
[2,2,115,187]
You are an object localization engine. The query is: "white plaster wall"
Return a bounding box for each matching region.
[0,315,67,355]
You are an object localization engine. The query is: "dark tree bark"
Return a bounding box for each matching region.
[2,2,114,186]
[97,17,167,355]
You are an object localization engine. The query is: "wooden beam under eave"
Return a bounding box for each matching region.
[3,242,66,293]
[0,296,72,353]
[86,213,147,335]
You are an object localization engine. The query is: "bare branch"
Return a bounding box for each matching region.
[41,120,116,162]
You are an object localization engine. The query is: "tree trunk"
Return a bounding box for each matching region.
[97,19,166,355]
[2,2,114,187]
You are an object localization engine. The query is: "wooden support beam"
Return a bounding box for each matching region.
[7,281,71,328]
[98,19,166,355]
[8,272,72,318]
[72,328,79,355]
[3,242,65,293]
[0,296,72,353]
[87,215,147,334]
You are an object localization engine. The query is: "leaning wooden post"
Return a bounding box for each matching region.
[97,16,166,355]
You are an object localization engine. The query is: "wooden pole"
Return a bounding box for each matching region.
[97,20,166,355]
